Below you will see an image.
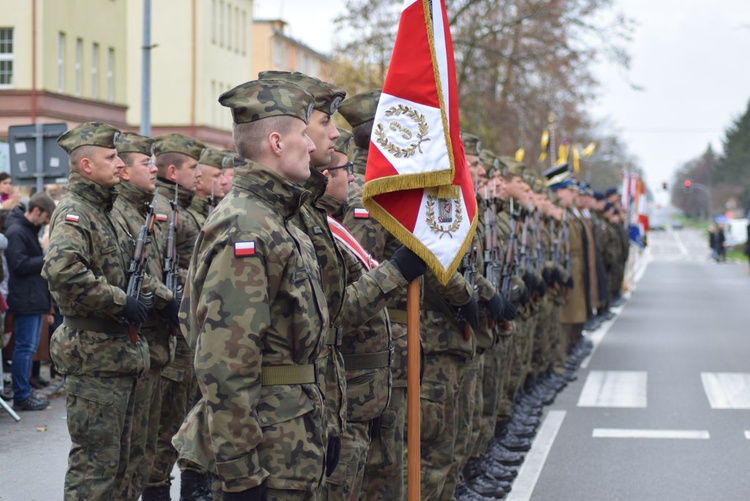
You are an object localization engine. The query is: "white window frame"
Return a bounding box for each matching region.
[107,48,114,102]
[91,43,99,99]
[0,27,14,89]
[57,32,65,93]
[75,38,82,96]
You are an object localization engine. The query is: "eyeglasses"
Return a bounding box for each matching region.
[327,162,354,175]
[139,159,155,167]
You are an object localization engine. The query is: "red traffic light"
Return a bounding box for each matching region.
[684,179,692,188]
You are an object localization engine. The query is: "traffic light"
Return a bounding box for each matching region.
[662,181,668,190]
[684,179,692,188]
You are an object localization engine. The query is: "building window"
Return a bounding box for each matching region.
[273,39,285,67]
[107,48,114,102]
[0,28,13,88]
[75,38,82,96]
[211,80,216,125]
[219,0,224,47]
[91,43,99,99]
[235,6,239,53]
[227,2,232,51]
[241,10,247,55]
[211,0,216,44]
[57,32,65,92]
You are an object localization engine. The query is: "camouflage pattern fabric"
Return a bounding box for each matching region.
[152,133,204,160]
[188,195,210,228]
[324,421,370,501]
[57,122,121,153]
[116,131,153,156]
[338,91,381,128]
[173,161,330,495]
[258,71,346,114]
[219,79,315,124]
[42,173,150,499]
[111,180,175,498]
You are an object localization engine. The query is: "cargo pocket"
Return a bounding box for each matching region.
[420,382,446,445]
[256,389,325,491]
[65,375,116,447]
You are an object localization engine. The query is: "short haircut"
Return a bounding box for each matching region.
[119,152,138,167]
[0,172,10,183]
[233,116,295,161]
[68,145,97,173]
[352,119,374,150]
[155,152,189,177]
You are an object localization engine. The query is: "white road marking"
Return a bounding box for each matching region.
[506,410,566,501]
[577,371,647,408]
[580,315,617,369]
[701,372,750,409]
[593,428,710,439]
[669,226,689,257]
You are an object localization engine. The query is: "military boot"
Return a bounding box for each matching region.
[142,485,171,501]
[467,473,511,498]
[180,470,213,501]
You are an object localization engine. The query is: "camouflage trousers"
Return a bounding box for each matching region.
[531,299,556,377]
[495,330,515,423]
[420,351,466,501]
[507,319,531,402]
[361,325,407,501]
[475,336,507,456]
[323,420,370,500]
[211,476,323,501]
[148,337,199,487]
[123,365,163,500]
[441,351,481,500]
[62,373,138,501]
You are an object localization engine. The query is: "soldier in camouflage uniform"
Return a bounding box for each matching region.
[338,90,410,501]
[111,132,181,500]
[173,79,327,501]
[187,147,230,227]
[145,133,209,500]
[317,131,419,500]
[44,122,151,500]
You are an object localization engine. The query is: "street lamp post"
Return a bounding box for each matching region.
[684,180,713,219]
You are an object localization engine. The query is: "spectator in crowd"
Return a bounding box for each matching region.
[0,173,21,230]
[5,192,56,411]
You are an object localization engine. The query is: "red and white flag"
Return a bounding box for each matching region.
[363,0,476,284]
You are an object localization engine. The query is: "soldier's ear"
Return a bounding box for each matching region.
[268,132,283,156]
[79,156,94,175]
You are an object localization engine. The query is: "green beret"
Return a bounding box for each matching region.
[479,149,499,173]
[532,178,545,194]
[198,146,226,169]
[462,133,482,156]
[152,133,205,160]
[258,71,346,115]
[338,90,381,127]
[57,122,121,154]
[220,79,315,125]
[523,169,537,186]
[221,149,246,168]
[334,128,352,155]
[116,132,154,156]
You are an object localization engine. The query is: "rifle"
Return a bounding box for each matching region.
[124,194,158,343]
[501,199,519,300]
[562,209,571,276]
[164,183,181,336]
[483,188,501,292]
[460,245,478,340]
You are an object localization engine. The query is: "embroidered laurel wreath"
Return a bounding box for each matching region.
[375,104,431,158]
[426,195,463,239]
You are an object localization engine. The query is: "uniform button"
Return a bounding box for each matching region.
[260,416,268,424]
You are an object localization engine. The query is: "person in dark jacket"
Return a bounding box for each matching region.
[6,192,56,411]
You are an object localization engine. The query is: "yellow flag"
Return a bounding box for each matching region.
[556,142,569,165]
[515,148,525,162]
[581,142,596,157]
[572,144,580,173]
[539,130,549,162]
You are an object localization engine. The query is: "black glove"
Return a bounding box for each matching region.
[160,298,180,328]
[122,296,149,324]
[326,434,342,477]
[485,293,506,323]
[523,270,537,293]
[542,266,552,285]
[390,246,427,282]
[536,277,547,297]
[457,297,479,330]
[222,484,266,501]
[552,267,563,286]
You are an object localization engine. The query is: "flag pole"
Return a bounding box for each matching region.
[406,278,421,500]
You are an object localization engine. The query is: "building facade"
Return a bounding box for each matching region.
[251,19,331,81]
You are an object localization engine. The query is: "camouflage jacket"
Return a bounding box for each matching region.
[319,193,403,422]
[112,181,174,368]
[187,195,210,228]
[42,174,149,377]
[154,177,201,284]
[174,161,329,493]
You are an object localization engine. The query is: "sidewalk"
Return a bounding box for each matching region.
[0,366,182,500]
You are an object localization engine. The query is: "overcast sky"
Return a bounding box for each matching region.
[254,0,750,189]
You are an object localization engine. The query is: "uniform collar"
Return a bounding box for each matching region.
[232,160,310,218]
[351,145,367,176]
[66,173,118,211]
[117,180,155,214]
[155,177,195,209]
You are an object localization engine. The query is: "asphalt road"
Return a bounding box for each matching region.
[1,226,746,501]
[510,227,750,501]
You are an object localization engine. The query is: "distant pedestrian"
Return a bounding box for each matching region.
[5,192,56,411]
